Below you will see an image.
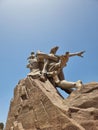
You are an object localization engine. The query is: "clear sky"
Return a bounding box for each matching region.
[0,0,98,124]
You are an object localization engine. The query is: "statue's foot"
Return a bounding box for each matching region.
[75,80,83,90]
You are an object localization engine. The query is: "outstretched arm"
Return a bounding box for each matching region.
[69,51,85,57]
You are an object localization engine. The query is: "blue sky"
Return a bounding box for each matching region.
[0,0,98,124]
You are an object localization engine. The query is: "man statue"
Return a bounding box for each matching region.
[27,47,85,94]
[36,46,85,92]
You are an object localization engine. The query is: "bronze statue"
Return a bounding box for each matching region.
[27,46,85,94]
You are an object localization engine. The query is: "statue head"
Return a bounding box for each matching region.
[27,52,35,59]
[65,52,69,55]
[31,52,35,55]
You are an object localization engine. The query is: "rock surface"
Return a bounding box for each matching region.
[65,82,98,130]
[5,77,98,130]
[0,122,4,130]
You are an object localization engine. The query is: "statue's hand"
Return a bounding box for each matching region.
[77,51,85,57]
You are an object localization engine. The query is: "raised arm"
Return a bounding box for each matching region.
[69,51,85,57]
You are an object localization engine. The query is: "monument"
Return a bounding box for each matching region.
[27,46,85,93]
[4,47,98,130]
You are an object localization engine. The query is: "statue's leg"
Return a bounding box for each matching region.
[57,80,83,90]
[53,75,60,84]
[52,75,76,89]
[53,75,83,90]
[57,80,76,89]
